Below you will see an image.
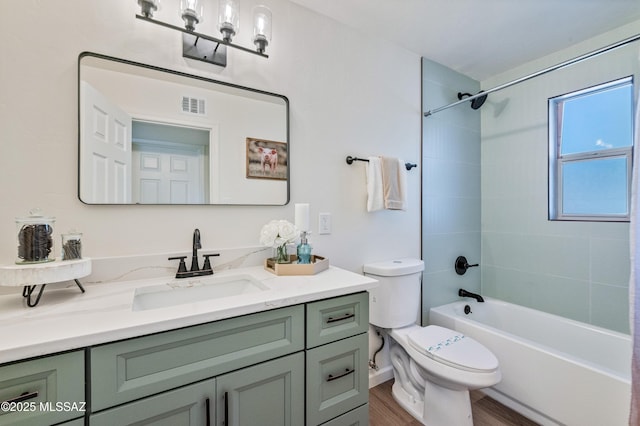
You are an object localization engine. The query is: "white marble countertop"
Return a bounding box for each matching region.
[0,265,377,364]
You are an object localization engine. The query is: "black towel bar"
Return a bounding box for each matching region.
[346,156,417,171]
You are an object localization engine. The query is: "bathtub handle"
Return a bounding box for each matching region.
[455,256,478,275]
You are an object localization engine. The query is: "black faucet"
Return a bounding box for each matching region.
[458,288,484,303]
[191,229,202,272]
[168,229,219,279]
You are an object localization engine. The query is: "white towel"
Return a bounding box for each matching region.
[366,157,384,212]
[381,156,408,210]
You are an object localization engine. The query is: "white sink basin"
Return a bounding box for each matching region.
[132,274,269,311]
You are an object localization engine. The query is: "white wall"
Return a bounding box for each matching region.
[480,21,640,334]
[0,0,421,273]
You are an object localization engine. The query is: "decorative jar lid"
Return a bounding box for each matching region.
[16,208,55,225]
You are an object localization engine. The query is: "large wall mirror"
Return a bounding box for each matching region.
[78,52,289,205]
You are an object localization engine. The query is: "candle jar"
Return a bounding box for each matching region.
[61,231,82,261]
[16,209,55,264]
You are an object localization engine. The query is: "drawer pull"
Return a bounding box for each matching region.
[205,397,211,426]
[327,368,355,382]
[224,391,229,425]
[326,313,355,324]
[3,391,39,404]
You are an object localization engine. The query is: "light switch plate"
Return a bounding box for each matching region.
[318,213,331,234]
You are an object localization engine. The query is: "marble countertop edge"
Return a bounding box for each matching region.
[0,265,378,364]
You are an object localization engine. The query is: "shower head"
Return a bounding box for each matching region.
[457,91,488,110]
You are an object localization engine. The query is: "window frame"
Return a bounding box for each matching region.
[548,76,634,222]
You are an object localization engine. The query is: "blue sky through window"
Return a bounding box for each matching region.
[550,77,633,219]
[561,84,633,155]
[562,157,628,215]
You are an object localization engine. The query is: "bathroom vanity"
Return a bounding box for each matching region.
[0,264,376,426]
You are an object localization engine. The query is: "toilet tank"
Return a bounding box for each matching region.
[364,258,424,329]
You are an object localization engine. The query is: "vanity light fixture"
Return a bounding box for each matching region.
[135,0,271,68]
[218,0,240,42]
[180,0,203,31]
[252,5,272,53]
[138,0,160,18]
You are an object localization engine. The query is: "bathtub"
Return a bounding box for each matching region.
[430,298,632,426]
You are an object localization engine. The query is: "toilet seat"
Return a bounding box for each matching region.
[407,325,499,373]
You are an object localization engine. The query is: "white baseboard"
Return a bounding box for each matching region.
[368,365,393,388]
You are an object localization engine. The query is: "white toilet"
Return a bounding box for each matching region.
[364,258,501,426]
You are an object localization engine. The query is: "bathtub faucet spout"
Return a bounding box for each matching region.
[458,288,484,303]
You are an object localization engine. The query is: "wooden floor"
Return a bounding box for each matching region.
[369,380,539,426]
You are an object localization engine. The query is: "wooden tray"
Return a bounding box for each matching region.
[264,255,329,276]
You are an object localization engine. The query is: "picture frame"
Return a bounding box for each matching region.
[246,138,288,180]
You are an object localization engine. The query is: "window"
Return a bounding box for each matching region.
[549,77,634,221]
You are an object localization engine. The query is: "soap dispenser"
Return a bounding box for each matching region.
[296,231,312,264]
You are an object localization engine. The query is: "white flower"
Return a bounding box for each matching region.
[260,220,300,248]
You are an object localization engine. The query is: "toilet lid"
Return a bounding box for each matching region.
[407,325,499,372]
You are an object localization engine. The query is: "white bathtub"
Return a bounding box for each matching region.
[430,298,632,426]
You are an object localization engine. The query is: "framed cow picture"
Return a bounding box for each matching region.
[246,138,288,180]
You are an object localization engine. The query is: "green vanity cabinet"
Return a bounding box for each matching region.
[2,290,370,425]
[89,304,304,411]
[89,378,214,426]
[0,350,85,426]
[216,352,304,426]
[306,292,369,426]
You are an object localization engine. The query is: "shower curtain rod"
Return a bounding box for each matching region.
[423,32,640,117]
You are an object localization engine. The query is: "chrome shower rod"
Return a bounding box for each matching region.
[424,32,640,117]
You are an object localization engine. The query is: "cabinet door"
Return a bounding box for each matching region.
[89,378,214,426]
[0,351,84,426]
[306,333,369,425]
[216,352,304,426]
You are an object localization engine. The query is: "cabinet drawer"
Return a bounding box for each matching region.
[90,378,214,426]
[306,292,368,348]
[0,351,85,426]
[320,403,369,426]
[306,333,369,425]
[90,305,304,411]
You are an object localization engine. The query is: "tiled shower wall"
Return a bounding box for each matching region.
[481,31,638,334]
[421,58,482,324]
[422,20,639,334]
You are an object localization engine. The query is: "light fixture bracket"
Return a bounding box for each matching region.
[135,14,268,68]
[183,34,227,67]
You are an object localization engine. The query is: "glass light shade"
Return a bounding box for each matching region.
[218,0,240,42]
[180,0,203,31]
[252,5,272,53]
[138,0,161,18]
